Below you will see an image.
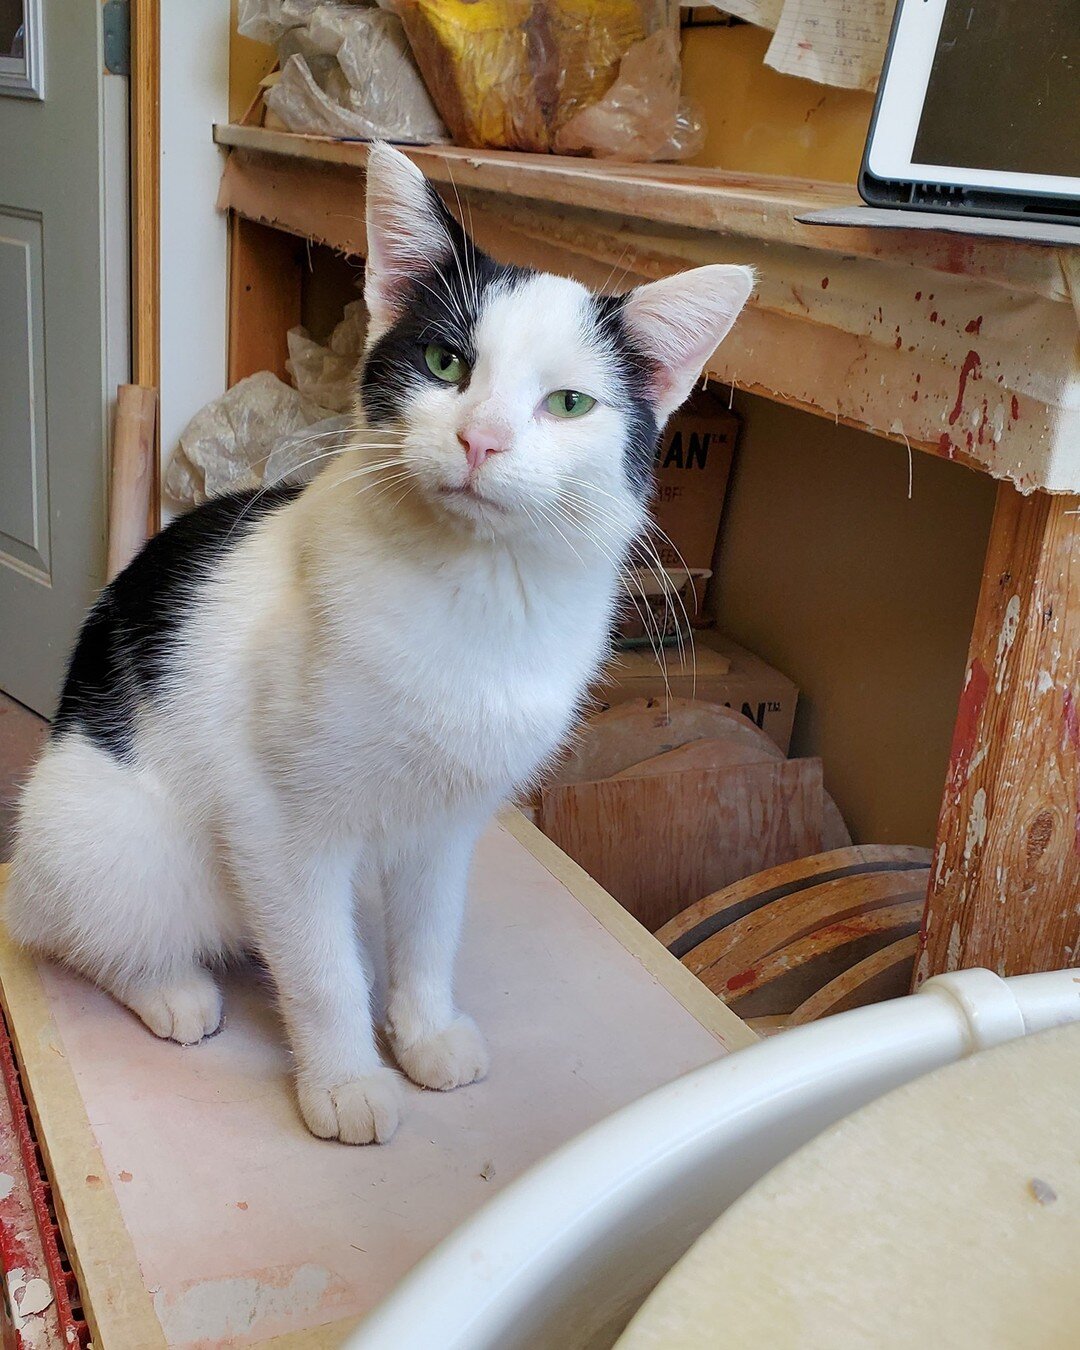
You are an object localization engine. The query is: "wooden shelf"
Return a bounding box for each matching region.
[214,124,1080,493]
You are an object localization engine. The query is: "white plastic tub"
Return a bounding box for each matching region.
[348,969,1080,1350]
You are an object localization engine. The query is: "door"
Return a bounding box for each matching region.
[0,0,121,714]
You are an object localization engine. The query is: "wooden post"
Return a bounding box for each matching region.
[107,385,158,581]
[916,483,1080,983]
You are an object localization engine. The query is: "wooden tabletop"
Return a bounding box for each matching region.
[0,816,748,1347]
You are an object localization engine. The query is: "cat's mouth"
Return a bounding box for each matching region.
[437,481,508,514]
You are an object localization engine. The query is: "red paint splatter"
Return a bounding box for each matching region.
[965,431,974,449]
[915,291,922,301]
[119,1170,133,1182]
[911,391,919,402]
[895,335,902,348]
[942,237,972,273]
[821,276,829,289]
[948,350,982,426]
[965,316,983,335]
[726,967,757,992]
[947,659,989,793]
[237,1201,249,1211]
[1011,394,1021,421]
[916,373,921,383]
[1063,689,1079,753]
[930,311,938,323]
[938,432,954,458]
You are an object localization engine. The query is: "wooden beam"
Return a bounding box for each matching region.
[917,484,1080,981]
[130,0,160,534]
[226,214,304,386]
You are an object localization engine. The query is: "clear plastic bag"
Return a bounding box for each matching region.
[164,373,333,506]
[241,0,447,143]
[236,0,328,46]
[554,28,705,161]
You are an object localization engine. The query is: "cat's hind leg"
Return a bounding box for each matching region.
[6,733,227,1044]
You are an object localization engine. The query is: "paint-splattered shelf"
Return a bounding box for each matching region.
[213,124,1080,494]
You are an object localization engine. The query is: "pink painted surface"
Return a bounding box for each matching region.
[36,822,725,1347]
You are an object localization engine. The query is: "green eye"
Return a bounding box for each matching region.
[424,343,469,383]
[545,390,596,419]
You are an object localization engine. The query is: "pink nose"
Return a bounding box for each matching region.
[458,426,509,471]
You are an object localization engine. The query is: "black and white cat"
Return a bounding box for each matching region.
[7,145,752,1144]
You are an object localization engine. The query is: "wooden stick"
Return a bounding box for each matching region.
[131,0,160,536]
[107,385,158,581]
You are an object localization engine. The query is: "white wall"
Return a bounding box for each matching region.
[159,0,231,481]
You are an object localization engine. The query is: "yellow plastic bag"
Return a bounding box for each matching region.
[391,0,697,158]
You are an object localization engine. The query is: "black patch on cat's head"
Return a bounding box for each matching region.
[361,183,533,427]
[590,293,661,502]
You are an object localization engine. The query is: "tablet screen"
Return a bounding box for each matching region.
[912,0,1080,177]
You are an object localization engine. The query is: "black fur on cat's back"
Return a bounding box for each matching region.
[53,485,302,760]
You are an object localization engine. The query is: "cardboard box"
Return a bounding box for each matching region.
[651,389,738,571]
[596,633,798,754]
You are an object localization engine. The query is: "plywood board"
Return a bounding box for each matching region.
[609,738,775,780]
[0,819,746,1346]
[540,759,824,932]
[554,699,778,788]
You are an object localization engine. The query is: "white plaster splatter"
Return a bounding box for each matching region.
[1037,670,1054,694]
[964,788,988,862]
[17,1279,54,1318]
[0,1172,15,1201]
[994,595,1021,693]
[991,403,1005,443]
[153,1264,331,1344]
[969,744,988,775]
[947,921,962,969]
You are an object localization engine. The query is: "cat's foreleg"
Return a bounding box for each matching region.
[239,842,401,1143]
[382,827,489,1091]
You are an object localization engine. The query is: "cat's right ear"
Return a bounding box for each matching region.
[364,142,455,332]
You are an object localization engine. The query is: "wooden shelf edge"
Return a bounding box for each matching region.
[499,809,758,1053]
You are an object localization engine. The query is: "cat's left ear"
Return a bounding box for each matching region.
[363,142,457,331]
[622,265,755,421]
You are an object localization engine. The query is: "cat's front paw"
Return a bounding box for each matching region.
[298,1068,402,1144]
[391,1015,489,1092]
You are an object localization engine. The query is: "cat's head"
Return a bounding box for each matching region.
[359,143,752,547]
